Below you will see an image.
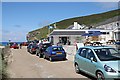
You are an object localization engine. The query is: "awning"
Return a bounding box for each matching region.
[88,31,101,34]
[90,32,101,36]
[82,31,101,36]
[81,33,91,36]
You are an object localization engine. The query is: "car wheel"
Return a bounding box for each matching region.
[30,50,33,54]
[49,57,53,62]
[30,49,32,54]
[75,64,80,74]
[43,54,46,59]
[27,49,29,52]
[96,71,105,80]
[36,50,39,56]
[38,53,42,58]
[63,57,67,60]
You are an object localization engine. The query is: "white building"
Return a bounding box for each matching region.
[48,29,115,45]
[48,16,120,45]
[72,22,85,29]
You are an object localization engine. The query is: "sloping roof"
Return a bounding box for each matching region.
[50,30,85,36]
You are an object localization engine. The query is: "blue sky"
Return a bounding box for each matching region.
[2,2,118,42]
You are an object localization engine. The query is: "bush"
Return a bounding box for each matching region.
[0,46,11,79]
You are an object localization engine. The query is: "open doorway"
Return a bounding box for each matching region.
[59,37,68,45]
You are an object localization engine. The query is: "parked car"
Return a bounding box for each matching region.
[43,46,66,61]
[36,43,52,57]
[10,43,19,49]
[22,42,28,46]
[74,46,120,79]
[27,43,38,54]
[8,42,14,47]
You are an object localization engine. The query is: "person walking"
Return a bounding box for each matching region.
[20,43,22,49]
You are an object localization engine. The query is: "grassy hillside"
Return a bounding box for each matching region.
[28,9,120,40]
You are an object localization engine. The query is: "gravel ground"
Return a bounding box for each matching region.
[6,46,91,79]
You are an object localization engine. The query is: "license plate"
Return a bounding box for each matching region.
[57,52,62,54]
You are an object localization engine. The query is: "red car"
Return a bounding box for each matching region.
[22,42,28,46]
[10,43,19,49]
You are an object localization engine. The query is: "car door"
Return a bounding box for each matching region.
[85,49,98,76]
[44,47,50,58]
[77,48,88,71]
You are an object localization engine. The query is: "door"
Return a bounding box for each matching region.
[61,37,67,45]
[85,49,98,76]
[77,48,88,71]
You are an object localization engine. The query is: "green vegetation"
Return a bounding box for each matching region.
[0,46,10,79]
[28,9,120,40]
[0,48,2,79]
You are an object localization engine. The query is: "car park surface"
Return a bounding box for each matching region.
[7,46,88,78]
[74,46,120,80]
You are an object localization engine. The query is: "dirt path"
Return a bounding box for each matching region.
[7,46,89,78]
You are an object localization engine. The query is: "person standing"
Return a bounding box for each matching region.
[20,43,22,49]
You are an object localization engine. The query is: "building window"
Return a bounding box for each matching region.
[101,32,109,34]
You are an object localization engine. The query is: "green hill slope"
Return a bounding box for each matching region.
[28,9,120,40]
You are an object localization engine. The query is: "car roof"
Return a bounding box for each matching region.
[79,46,113,49]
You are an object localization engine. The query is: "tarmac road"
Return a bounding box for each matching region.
[7,46,92,79]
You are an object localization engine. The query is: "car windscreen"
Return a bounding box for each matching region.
[13,44,18,46]
[94,48,120,61]
[52,47,64,51]
[32,44,37,48]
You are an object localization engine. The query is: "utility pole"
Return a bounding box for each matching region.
[54,23,57,29]
[48,25,50,34]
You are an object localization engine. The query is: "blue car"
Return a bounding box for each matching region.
[74,46,120,80]
[43,46,66,61]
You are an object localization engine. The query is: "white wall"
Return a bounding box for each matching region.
[73,22,85,29]
[100,32,113,42]
[53,36,59,45]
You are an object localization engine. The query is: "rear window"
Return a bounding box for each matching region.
[52,47,64,51]
[32,45,37,48]
[13,44,18,46]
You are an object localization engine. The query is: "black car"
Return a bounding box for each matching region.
[27,43,38,54]
[36,43,52,58]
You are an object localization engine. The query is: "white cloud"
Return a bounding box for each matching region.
[2,31,27,42]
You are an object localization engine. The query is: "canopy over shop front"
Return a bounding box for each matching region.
[82,31,102,36]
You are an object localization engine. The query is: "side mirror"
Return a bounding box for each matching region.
[90,57,94,62]
[90,57,97,62]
